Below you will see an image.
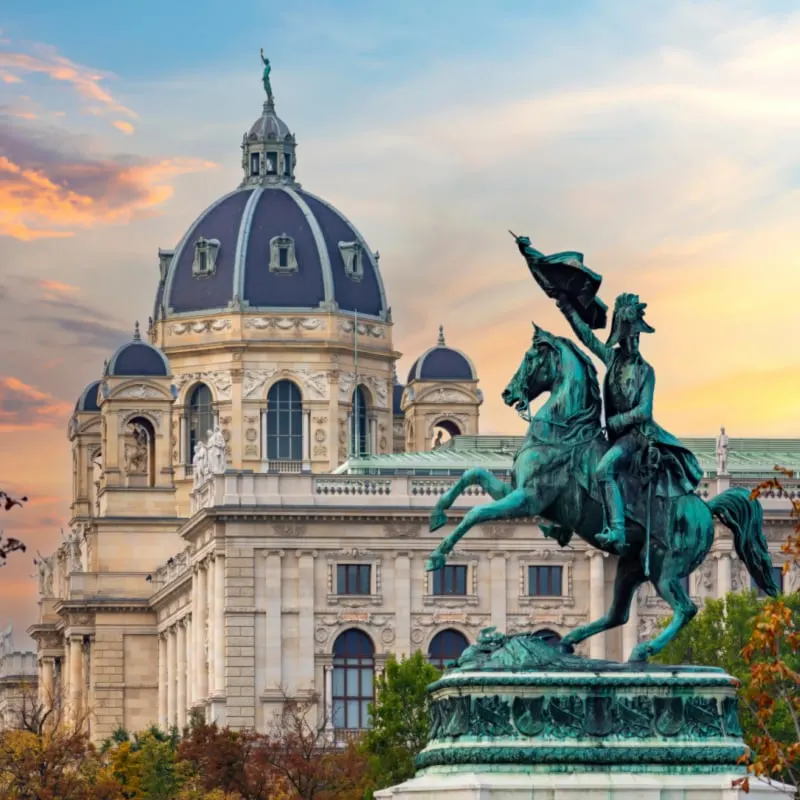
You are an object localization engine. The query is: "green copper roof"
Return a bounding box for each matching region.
[336,435,800,478]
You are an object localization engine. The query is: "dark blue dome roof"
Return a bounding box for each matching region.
[407,326,477,383]
[156,186,387,319]
[393,382,405,415]
[105,325,170,378]
[75,380,101,413]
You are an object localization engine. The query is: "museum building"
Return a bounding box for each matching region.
[24,81,800,743]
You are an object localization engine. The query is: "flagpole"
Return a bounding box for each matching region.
[353,308,359,458]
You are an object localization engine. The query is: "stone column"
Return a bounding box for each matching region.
[297,551,315,690]
[206,557,215,693]
[69,636,82,724]
[190,571,198,704]
[588,552,606,659]
[301,411,311,471]
[622,589,639,660]
[196,562,208,701]
[369,418,378,455]
[323,663,334,731]
[214,554,225,694]
[176,621,187,729]
[489,552,508,634]
[40,657,54,716]
[717,553,732,597]
[167,626,176,727]
[393,552,411,658]
[264,551,283,692]
[158,634,167,730]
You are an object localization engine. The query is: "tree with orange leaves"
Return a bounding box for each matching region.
[734,468,800,797]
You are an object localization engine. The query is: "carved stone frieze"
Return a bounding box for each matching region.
[116,384,163,400]
[383,523,421,539]
[338,372,356,402]
[118,409,162,431]
[339,320,385,339]
[482,524,517,539]
[243,369,277,399]
[271,522,307,538]
[173,371,232,401]
[418,387,474,405]
[169,319,232,335]
[245,317,323,332]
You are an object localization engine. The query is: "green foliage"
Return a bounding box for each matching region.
[654,590,800,749]
[360,651,440,791]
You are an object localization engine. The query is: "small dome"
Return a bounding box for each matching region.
[248,101,291,140]
[75,380,101,413]
[105,323,170,378]
[407,326,476,383]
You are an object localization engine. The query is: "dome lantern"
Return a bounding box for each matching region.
[240,54,298,189]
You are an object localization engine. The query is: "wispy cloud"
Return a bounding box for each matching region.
[0,376,72,431]
[0,43,137,124]
[112,120,135,135]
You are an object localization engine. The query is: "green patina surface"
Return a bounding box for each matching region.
[339,434,800,478]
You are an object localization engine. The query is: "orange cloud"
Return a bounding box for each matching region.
[0,70,21,84]
[37,279,79,294]
[0,376,72,432]
[0,48,136,122]
[0,154,216,241]
[112,120,135,135]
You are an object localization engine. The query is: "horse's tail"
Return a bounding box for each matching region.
[707,487,778,597]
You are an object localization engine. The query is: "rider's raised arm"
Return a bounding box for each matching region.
[557,296,612,366]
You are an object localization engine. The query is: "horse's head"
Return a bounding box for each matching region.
[502,324,559,420]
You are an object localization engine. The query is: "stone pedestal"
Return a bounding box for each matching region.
[376,772,790,799]
[377,630,794,800]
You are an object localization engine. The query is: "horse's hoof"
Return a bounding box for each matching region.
[429,511,448,532]
[629,645,650,663]
[426,553,446,572]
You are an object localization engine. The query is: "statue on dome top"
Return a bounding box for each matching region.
[260,48,273,102]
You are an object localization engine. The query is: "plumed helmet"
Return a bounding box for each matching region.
[606,293,655,347]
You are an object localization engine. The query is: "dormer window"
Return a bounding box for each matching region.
[269,234,298,274]
[192,237,220,278]
[283,153,292,177]
[266,151,278,175]
[250,152,260,177]
[339,241,363,281]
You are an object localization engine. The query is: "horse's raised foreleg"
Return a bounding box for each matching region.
[430,467,512,532]
[560,556,645,654]
[426,489,531,571]
[630,574,697,662]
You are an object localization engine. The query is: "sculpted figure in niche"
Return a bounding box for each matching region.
[36,552,54,597]
[123,423,149,475]
[207,425,227,475]
[192,440,209,488]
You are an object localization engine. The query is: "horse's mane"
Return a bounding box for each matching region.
[555,337,603,422]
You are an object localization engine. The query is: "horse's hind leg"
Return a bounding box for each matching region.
[427,488,530,571]
[561,556,645,654]
[430,467,512,532]
[630,575,697,662]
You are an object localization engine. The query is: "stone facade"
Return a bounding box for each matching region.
[0,627,37,730]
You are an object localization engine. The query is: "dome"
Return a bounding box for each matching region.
[74,380,101,413]
[154,83,388,321]
[105,323,170,378]
[391,365,404,414]
[407,326,477,383]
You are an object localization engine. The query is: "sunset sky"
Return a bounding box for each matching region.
[1,0,799,642]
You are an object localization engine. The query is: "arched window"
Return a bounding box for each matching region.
[427,629,469,671]
[350,385,368,457]
[187,384,214,462]
[266,380,303,462]
[125,417,156,487]
[332,630,374,730]
[533,629,562,646]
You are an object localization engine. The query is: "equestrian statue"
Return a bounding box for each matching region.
[426,234,778,663]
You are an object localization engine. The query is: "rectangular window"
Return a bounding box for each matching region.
[337,564,371,595]
[751,566,783,597]
[198,249,208,273]
[284,153,292,176]
[278,246,289,268]
[266,151,278,175]
[528,565,563,597]
[432,565,468,596]
[250,152,260,176]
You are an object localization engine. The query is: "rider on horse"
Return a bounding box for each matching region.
[556,292,703,552]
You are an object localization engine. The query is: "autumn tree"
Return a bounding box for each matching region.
[259,693,370,800]
[0,489,27,566]
[360,652,440,791]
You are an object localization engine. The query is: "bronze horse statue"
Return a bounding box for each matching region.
[425,325,777,661]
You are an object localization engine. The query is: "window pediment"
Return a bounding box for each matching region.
[192,237,220,278]
[269,234,298,274]
[339,241,363,281]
